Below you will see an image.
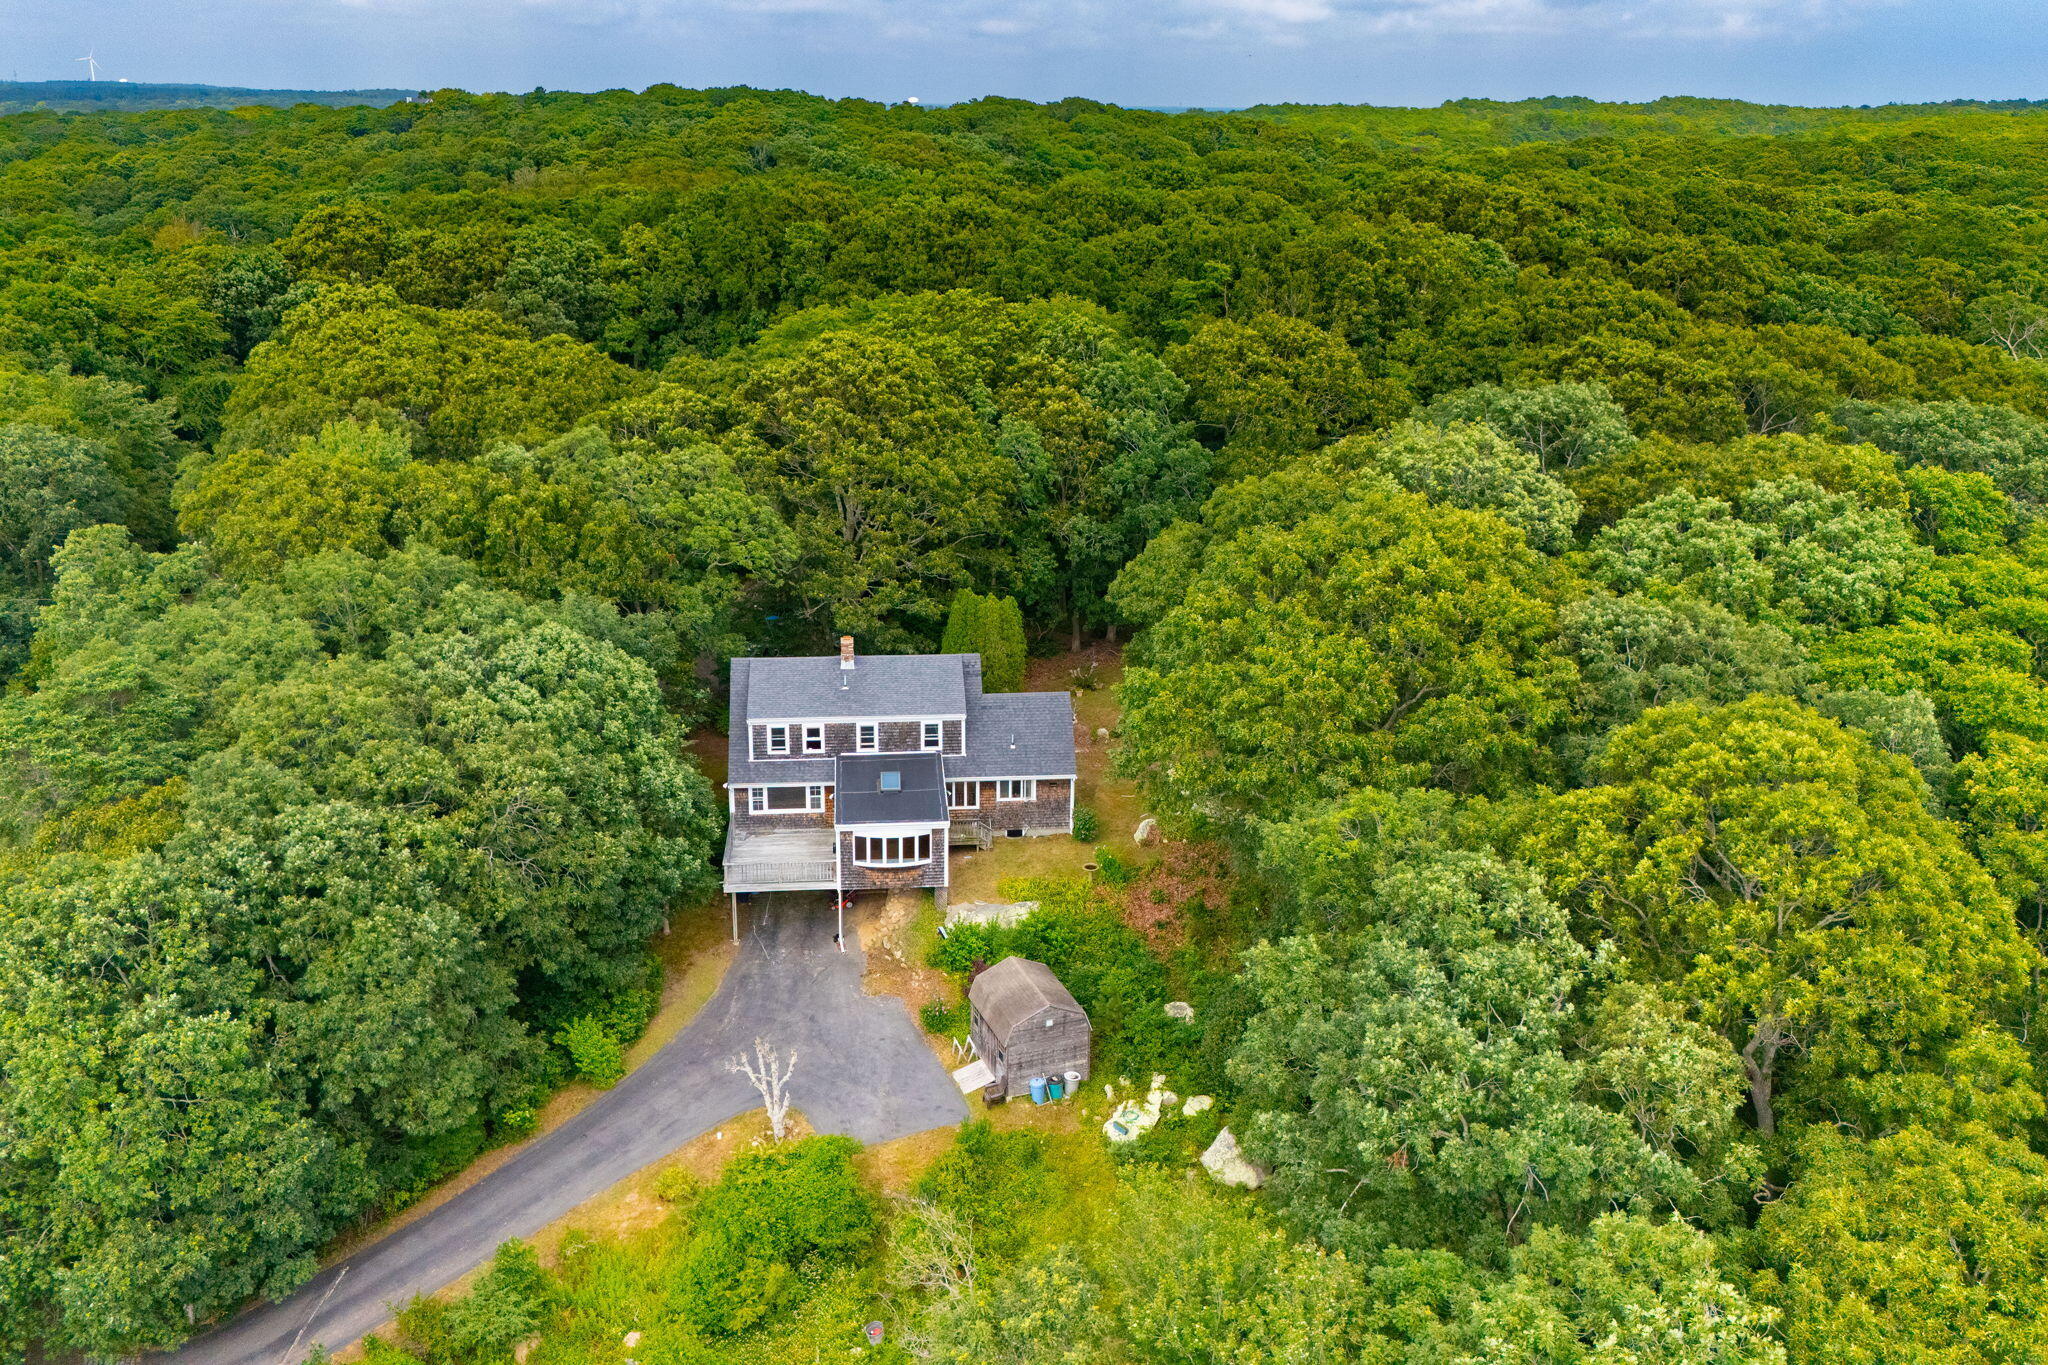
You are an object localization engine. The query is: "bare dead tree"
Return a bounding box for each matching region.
[889,1195,977,1298]
[728,1037,798,1140]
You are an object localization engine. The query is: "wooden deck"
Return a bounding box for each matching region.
[723,828,839,892]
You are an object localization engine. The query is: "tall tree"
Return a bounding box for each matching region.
[1232,853,1695,1261]
[1119,480,1576,829]
[1524,696,2038,1137]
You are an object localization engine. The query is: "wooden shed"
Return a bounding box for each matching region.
[968,956,1091,1100]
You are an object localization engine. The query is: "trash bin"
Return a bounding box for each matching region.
[1064,1069,1083,1097]
[1047,1077,1065,1101]
[1029,1075,1049,1104]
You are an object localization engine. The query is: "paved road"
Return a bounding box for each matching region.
[165,894,966,1365]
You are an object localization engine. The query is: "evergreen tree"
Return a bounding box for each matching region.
[983,593,1028,692]
[939,588,985,657]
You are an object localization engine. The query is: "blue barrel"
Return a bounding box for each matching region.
[1029,1076,1049,1104]
[1047,1078,1065,1101]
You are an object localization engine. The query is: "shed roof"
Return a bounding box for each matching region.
[969,956,1086,1040]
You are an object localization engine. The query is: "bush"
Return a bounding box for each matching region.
[391,1240,550,1361]
[654,1166,704,1206]
[927,880,1198,1080]
[380,1118,490,1209]
[1072,805,1099,841]
[554,1015,627,1088]
[914,1121,1050,1257]
[443,1241,551,1356]
[672,1136,878,1336]
[919,998,963,1035]
[1094,847,1136,886]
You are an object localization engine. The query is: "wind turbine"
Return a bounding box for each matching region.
[76,50,101,82]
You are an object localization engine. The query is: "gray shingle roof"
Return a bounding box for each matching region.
[836,752,948,825]
[970,956,1086,1041]
[744,651,968,721]
[727,659,841,785]
[954,690,1076,779]
[725,653,1076,787]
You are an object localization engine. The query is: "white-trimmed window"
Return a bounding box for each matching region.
[922,721,942,752]
[995,779,1036,802]
[750,785,825,813]
[947,780,979,810]
[852,833,933,867]
[763,724,789,756]
[803,724,826,754]
[856,722,878,753]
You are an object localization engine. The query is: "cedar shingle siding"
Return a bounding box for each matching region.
[837,831,949,893]
[966,778,1070,836]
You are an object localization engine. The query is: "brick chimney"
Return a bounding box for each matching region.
[839,635,856,671]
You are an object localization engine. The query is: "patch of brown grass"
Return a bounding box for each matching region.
[333,1111,800,1360]
[1113,839,1232,951]
[856,1125,962,1196]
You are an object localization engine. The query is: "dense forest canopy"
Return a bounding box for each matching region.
[0,81,418,116]
[5,85,2048,1359]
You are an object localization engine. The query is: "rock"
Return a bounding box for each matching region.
[513,1336,542,1365]
[1201,1127,1267,1189]
[1103,1099,1158,1142]
[945,900,1037,930]
[1095,726,1111,743]
[1182,1095,1213,1117]
[1134,816,1159,845]
[1164,1000,1194,1021]
[623,1330,642,1348]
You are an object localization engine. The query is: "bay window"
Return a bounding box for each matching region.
[851,833,933,867]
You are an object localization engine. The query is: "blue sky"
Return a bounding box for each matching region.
[3,0,2042,108]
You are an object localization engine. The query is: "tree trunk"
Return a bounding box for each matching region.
[1740,1022,1784,1137]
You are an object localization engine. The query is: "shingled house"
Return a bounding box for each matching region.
[723,637,1076,939]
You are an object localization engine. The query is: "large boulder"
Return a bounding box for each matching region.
[1200,1126,1267,1189]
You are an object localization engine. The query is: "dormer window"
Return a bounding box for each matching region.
[857,722,878,753]
[803,724,825,754]
[764,724,789,756]
[922,721,942,752]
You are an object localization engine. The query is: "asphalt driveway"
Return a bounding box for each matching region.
[163,893,966,1365]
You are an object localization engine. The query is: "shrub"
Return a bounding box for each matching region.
[919,998,963,1035]
[927,880,1199,1079]
[672,1136,878,1336]
[654,1166,703,1206]
[914,1121,1050,1257]
[555,1015,627,1088]
[380,1118,490,1209]
[442,1241,551,1356]
[1072,805,1100,841]
[1095,847,1136,885]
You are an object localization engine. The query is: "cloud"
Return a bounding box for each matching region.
[1182,0,1904,40]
